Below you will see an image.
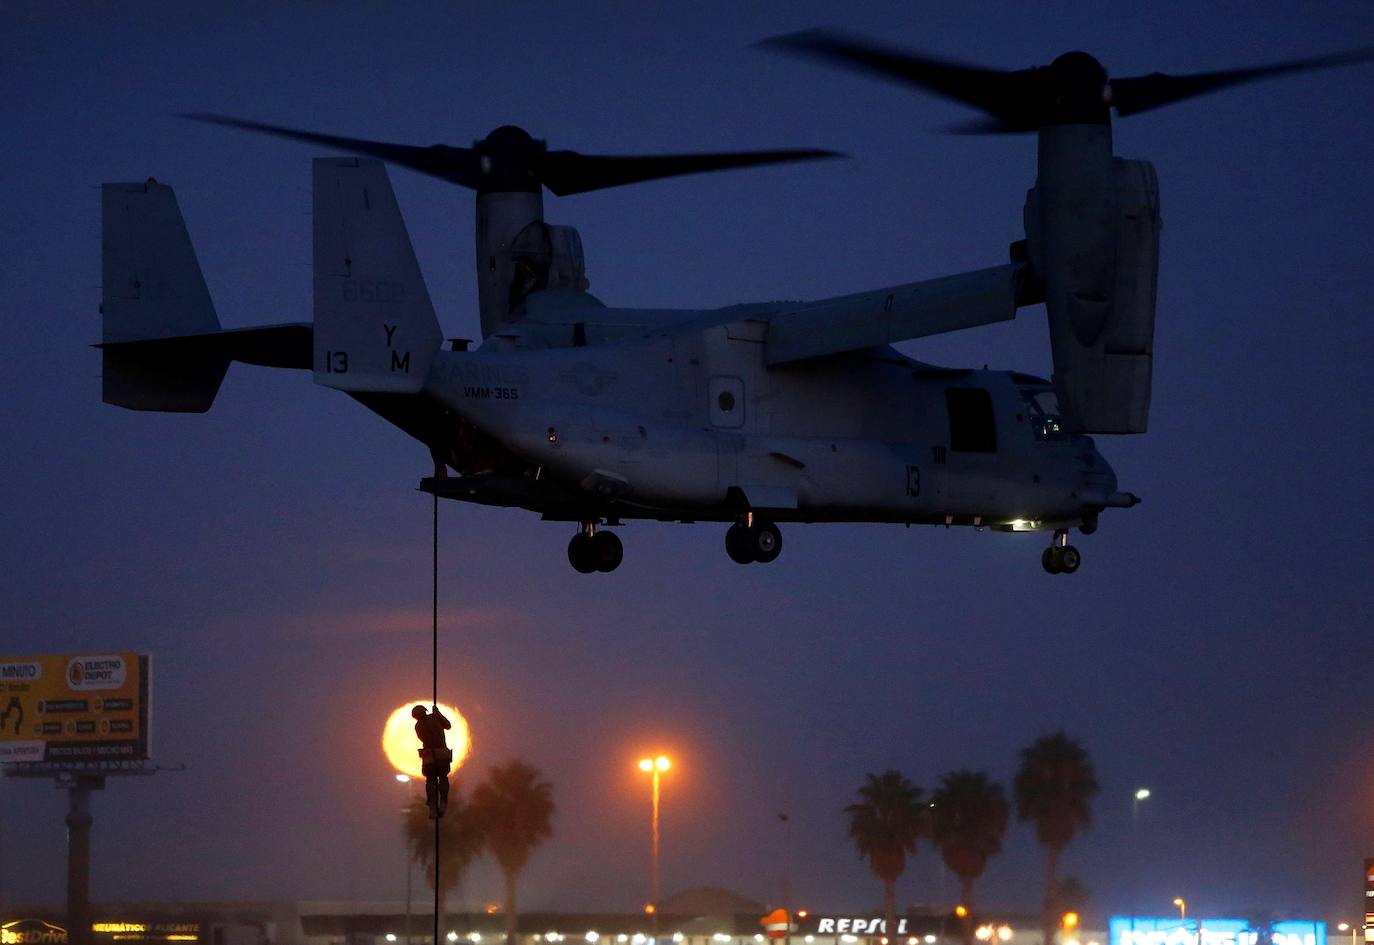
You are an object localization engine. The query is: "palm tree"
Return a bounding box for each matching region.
[845,770,928,942]
[402,786,485,934]
[471,761,556,945]
[1013,733,1099,945]
[930,770,1009,936]
[1048,877,1089,918]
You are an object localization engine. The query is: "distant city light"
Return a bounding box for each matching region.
[447,934,458,943]
[1135,788,1152,800]
[999,929,1013,942]
[587,934,599,943]
[386,937,396,942]
[395,774,410,783]
[1109,916,1328,945]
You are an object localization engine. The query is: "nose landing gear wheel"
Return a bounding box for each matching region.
[1041,544,1082,575]
[1042,547,1061,574]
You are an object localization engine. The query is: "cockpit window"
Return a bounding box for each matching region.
[1022,387,1067,441]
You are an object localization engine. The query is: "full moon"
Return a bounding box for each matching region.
[382,700,472,779]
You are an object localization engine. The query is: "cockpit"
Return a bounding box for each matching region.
[1020,385,1070,441]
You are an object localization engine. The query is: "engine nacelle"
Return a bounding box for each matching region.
[507,221,589,314]
[1025,124,1162,434]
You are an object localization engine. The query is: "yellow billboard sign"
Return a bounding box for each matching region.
[0,654,150,763]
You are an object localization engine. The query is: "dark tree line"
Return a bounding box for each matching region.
[845,732,1099,944]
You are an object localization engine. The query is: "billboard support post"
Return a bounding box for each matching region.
[65,774,104,945]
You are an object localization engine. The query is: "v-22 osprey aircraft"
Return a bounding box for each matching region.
[97,36,1374,574]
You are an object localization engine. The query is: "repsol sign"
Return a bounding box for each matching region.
[817,919,912,935]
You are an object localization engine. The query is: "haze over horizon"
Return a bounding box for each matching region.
[2,1,1372,924]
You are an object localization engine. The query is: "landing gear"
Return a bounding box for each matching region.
[724,516,783,565]
[568,524,623,573]
[1041,529,1081,574]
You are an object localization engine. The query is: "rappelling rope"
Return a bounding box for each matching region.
[431,491,440,945]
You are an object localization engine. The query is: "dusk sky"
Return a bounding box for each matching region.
[4,0,1374,927]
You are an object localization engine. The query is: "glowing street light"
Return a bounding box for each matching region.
[638,754,671,933]
[1133,787,1152,830]
[1172,899,1186,922]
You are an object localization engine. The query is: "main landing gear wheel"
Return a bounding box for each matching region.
[568,528,623,573]
[725,519,783,565]
[725,523,754,564]
[1041,531,1081,575]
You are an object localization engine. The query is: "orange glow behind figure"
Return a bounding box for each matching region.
[383,700,471,779]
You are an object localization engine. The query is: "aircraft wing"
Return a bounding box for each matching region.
[764,263,1032,366]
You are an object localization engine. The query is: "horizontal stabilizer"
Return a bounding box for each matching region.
[96,324,313,411]
[765,264,1026,365]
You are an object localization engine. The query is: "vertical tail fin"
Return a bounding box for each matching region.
[312,158,442,392]
[100,180,227,411]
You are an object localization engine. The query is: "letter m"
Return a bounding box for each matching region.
[390,350,411,373]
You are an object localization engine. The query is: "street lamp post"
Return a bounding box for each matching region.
[638,755,671,938]
[1173,900,1186,922]
[397,774,416,945]
[1131,789,1151,941]
[1132,789,1151,829]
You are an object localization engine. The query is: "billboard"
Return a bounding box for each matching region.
[0,654,150,763]
[1365,858,1373,935]
[1111,919,1326,945]
[1,919,202,945]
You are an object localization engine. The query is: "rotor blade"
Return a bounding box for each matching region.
[1110,47,1374,116]
[757,30,1032,126]
[179,113,483,187]
[944,117,1027,135]
[537,148,846,197]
